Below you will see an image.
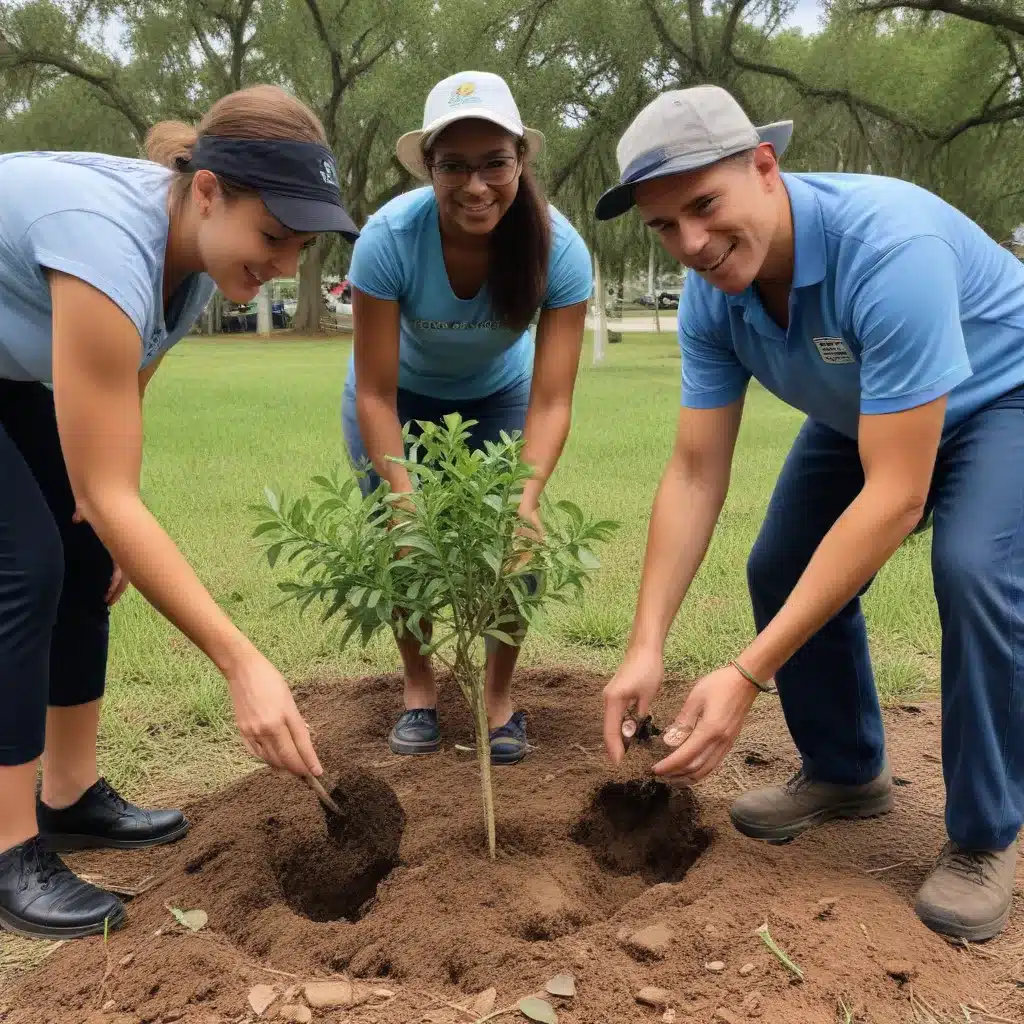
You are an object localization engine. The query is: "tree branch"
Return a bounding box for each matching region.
[642,0,702,77]
[856,0,1024,38]
[513,0,557,67]
[0,46,149,140]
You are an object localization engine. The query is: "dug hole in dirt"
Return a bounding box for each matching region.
[2,669,1021,1024]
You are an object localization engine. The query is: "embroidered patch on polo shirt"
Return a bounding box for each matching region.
[813,337,856,364]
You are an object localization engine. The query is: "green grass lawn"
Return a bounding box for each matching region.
[101,331,941,798]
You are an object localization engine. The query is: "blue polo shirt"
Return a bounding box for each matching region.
[345,186,593,401]
[678,172,1024,438]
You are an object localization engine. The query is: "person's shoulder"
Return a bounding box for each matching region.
[546,202,587,248]
[790,170,960,253]
[0,151,170,247]
[363,186,437,236]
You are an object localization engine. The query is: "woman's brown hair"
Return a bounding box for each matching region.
[144,84,327,207]
[487,149,551,334]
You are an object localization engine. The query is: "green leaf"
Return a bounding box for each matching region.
[519,997,558,1023]
[348,586,367,607]
[265,543,284,568]
[263,487,280,514]
[251,521,280,538]
[484,627,518,646]
[367,589,381,608]
[577,547,600,570]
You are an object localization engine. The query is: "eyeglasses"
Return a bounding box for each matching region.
[427,155,521,189]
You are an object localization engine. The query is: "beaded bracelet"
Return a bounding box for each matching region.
[730,659,775,694]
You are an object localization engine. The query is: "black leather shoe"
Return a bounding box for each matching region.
[37,778,190,852]
[0,835,125,940]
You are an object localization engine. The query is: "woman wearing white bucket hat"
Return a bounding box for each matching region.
[342,70,593,766]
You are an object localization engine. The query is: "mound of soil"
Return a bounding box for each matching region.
[1,669,1021,1024]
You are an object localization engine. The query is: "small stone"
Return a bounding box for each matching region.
[706,961,726,972]
[739,963,755,976]
[543,773,555,782]
[635,987,671,1009]
[626,923,674,960]
[662,1012,676,1024]
[118,953,135,968]
[742,992,761,1010]
[102,1002,116,1012]
[248,985,278,1017]
[704,924,717,934]
[191,981,216,1002]
[471,988,497,1015]
[713,1010,740,1024]
[304,980,370,1009]
[278,1006,311,1024]
[616,924,632,943]
[162,1013,185,1023]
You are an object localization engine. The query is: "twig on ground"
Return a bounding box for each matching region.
[409,988,478,1020]
[865,859,912,875]
[255,965,298,979]
[474,1004,520,1024]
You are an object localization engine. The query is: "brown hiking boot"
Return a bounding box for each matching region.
[729,765,893,844]
[914,839,1018,942]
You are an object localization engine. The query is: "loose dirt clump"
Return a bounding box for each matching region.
[571,779,711,883]
[1,669,1021,1024]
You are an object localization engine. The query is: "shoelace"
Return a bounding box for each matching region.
[18,837,66,890]
[94,778,132,815]
[783,769,811,794]
[938,843,992,883]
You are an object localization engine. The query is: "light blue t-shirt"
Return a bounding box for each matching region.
[345,186,593,400]
[678,171,1024,439]
[0,151,216,385]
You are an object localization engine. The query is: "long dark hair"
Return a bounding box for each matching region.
[488,146,551,333]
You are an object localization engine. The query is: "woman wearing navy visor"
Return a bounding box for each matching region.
[0,84,358,941]
[342,70,593,765]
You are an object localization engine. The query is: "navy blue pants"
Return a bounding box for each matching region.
[341,375,532,497]
[748,393,1024,851]
[0,381,113,766]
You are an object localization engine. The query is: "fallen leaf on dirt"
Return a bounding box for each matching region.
[545,974,576,998]
[277,1005,311,1023]
[471,987,497,1015]
[713,1010,740,1024]
[519,995,558,1023]
[247,984,278,1016]
[738,963,755,976]
[118,953,135,968]
[167,906,207,932]
[304,979,371,1008]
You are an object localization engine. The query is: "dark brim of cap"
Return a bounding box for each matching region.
[594,121,794,221]
[261,192,360,242]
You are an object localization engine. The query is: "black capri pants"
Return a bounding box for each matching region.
[0,379,113,766]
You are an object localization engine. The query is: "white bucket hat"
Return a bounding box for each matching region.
[396,70,545,182]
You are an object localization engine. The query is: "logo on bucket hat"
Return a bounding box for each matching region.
[594,85,793,221]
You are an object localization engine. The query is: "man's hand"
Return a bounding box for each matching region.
[652,663,758,783]
[602,646,665,765]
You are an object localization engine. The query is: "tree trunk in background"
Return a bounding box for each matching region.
[294,238,327,335]
[592,256,606,365]
[257,282,272,336]
[648,239,661,333]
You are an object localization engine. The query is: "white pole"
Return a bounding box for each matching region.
[592,256,607,365]
[257,282,272,336]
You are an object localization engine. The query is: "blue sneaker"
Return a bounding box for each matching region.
[489,711,528,765]
[388,708,441,755]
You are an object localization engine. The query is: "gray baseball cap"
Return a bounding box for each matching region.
[595,85,793,220]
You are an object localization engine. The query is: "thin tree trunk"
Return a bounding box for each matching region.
[294,238,327,335]
[648,239,661,333]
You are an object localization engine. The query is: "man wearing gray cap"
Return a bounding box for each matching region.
[598,85,1023,942]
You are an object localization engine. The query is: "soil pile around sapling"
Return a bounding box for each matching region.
[2,669,1021,1024]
